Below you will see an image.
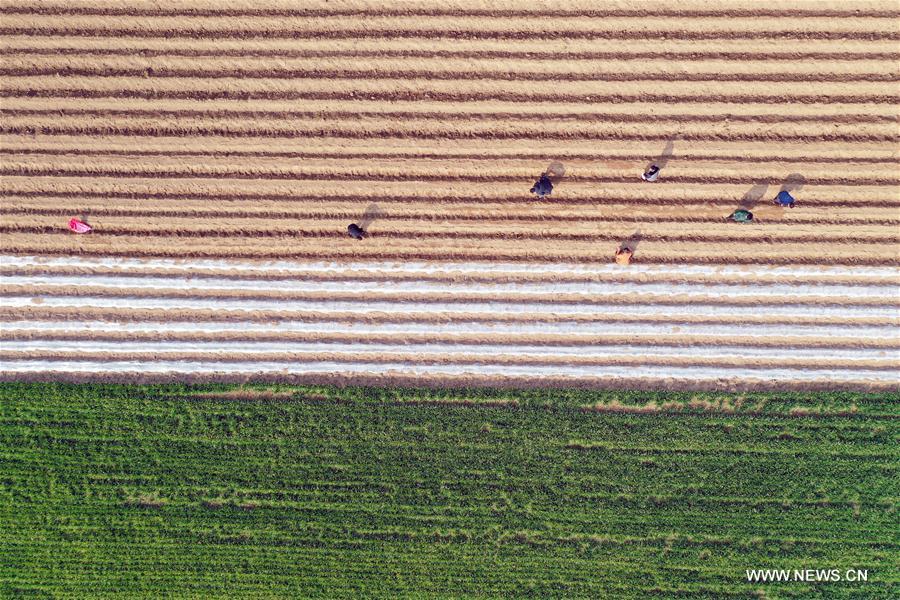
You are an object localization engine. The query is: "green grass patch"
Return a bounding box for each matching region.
[1,383,897,599]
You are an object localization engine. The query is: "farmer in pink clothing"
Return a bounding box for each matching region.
[68,218,92,233]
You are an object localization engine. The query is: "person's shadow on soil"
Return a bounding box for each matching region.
[778,173,806,194]
[618,229,643,253]
[544,161,566,185]
[645,138,675,174]
[739,182,769,210]
[358,203,385,231]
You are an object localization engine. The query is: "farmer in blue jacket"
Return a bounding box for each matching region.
[530,173,553,197]
[775,190,796,208]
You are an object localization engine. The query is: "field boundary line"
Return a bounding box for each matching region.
[4,47,899,61]
[6,330,896,350]
[3,351,897,372]
[6,285,899,307]
[4,90,896,105]
[3,27,898,42]
[5,108,896,124]
[5,67,898,83]
[2,148,898,164]
[4,168,897,186]
[2,369,895,392]
[3,7,899,18]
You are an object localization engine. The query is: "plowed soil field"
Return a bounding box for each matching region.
[1,0,898,389]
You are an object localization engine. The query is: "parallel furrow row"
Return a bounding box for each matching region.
[4,90,896,104]
[1,4,896,389]
[3,28,898,42]
[5,67,899,83]
[4,48,899,60]
[3,7,898,18]
[5,109,897,124]
[4,188,897,206]
[5,208,897,226]
[2,255,897,388]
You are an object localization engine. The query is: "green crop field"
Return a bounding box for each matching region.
[1,383,897,599]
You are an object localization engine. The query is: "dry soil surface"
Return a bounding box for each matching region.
[1,0,897,389]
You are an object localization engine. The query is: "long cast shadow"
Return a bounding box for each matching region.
[359,203,385,230]
[779,173,807,194]
[739,182,769,210]
[545,161,566,185]
[645,138,676,173]
[619,229,643,252]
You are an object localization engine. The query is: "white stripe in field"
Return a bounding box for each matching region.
[5,340,896,361]
[3,274,893,299]
[3,360,897,384]
[3,295,897,319]
[3,256,898,387]
[7,255,899,279]
[2,320,894,340]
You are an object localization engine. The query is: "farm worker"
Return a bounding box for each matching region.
[775,190,796,208]
[347,223,366,240]
[530,173,553,197]
[726,209,754,223]
[68,218,92,233]
[641,164,661,182]
[615,246,634,265]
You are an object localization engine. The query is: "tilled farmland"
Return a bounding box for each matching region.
[1,0,898,389]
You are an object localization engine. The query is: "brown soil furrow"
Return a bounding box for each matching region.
[5,108,896,125]
[2,6,897,18]
[5,265,898,288]
[12,54,891,77]
[4,307,894,328]
[7,284,897,308]
[6,330,897,350]
[8,193,900,212]
[2,148,898,165]
[5,240,896,266]
[6,96,899,121]
[4,123,893,143]
[5,67,898,83]
[6,151,895,172]
[6,206,897,227]
[2,351,895,372]
[5,166,897,187]
[5,222,897,245]
[5,154,894,181]
[3,11,889,27]
[6,187,897,208]
[3,131,892,157]
[5,47,899,61]
[3,27,896,41]
[4,88,894,105]
[5,72,893,96]
[4,35,896,63]
[12,209,900,243]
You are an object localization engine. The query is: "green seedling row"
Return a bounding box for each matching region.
[1,383,897,599]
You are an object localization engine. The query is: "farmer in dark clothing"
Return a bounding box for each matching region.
[726,209,754,223]
[347,223,366,240]
[530,173,553,197]
[641,164,661,182]
[775,190,796,208]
